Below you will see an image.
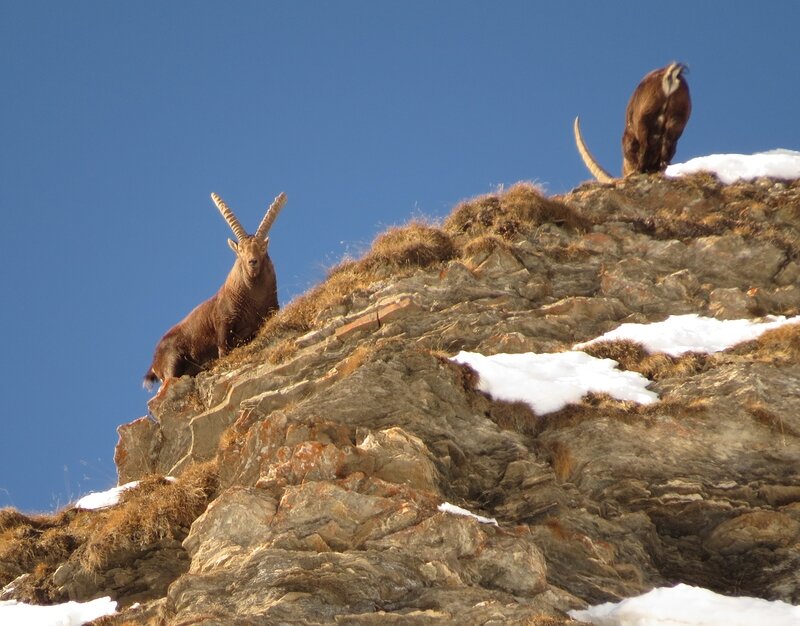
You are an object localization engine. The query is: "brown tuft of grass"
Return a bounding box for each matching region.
[461,234,515,259]
[0,508,33,532]
[444,182,592,240]
[330,343,374,380]
[218,422,241,455]
[0,507,85,589]
[437,356,481,395]
[750,323,800,365]
[746,402,799,439]
[363,221,458,270]
[548,441,574,483]
[220,222,458,373]
[581,339,709,381]
[264,336,300,365]
[80,461,218,572]
[537,394,708,436]
[580,339,650,371]
[622,188,800,254]
[487,400,539,435]
[547,392,643,424]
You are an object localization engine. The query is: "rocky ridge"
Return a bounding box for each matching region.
[2,174,800,624]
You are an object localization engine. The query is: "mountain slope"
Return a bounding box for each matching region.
[3,175,800,624]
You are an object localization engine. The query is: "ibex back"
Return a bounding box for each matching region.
[574,62,691,182]
[144,191,287,388]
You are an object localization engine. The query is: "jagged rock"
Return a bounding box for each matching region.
[705,510,800,555]
[6,176,800,624]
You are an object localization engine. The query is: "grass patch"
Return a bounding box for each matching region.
[750,323,800,364]
[0,508,82,590]
[216,221,458,373]
[445,182,591,240]
[745,402,798,440]
[0,461,218,603]
[80,461,218,572]
[580,339,709,380]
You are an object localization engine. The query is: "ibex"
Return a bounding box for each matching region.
[144,191,287,388]
[574,62,691,182]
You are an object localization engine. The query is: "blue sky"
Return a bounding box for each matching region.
[1,2,798,512]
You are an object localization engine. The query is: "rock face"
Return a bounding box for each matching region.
[5,175,800,624]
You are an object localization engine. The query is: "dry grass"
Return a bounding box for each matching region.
[364,221,457,269]
[461,234,516,259]
[330,343,374,380]
[749,323,800,364]
[571,174,800,259]
[439,356,481,395]
[626,201,800,256]
[540,393,646,431]
[746,402,799,439]
[80,461,217,571]
[548,441,574,483]
[540,393,709,435]
[216,221,458,373]
[0,508,82,588]
[446,354,680,437]
[487,400,540,435]
[0,461,218,602]
[444,182,591,240]
[210,176,800,381]
[581,339,709,380]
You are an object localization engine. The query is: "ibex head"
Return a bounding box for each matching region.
[211,192,287,279]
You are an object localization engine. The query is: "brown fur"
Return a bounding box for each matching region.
[144,194,285,387]
[622,62,691,175]
[575,62,691,181]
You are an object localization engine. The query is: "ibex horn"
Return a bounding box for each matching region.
[254,192,287,240]
[573,117,614,183]
[211,192,248,241]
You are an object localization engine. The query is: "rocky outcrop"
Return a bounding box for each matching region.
[4,175,800,624]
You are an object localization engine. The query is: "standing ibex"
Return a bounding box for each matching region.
[144,191,287,388]
[574,62,691,182]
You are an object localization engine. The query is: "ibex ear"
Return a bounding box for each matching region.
[264,236,270,247]
[228,238,239,254]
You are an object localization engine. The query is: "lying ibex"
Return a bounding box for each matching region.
[144,191,287,388]
[574,62,691,182]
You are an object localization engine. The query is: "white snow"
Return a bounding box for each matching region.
[73,480,140,510]
[451,315,800,415]
[451,350,657,415]
[0,596,117,626]
[569,583,800,626]
[438,502,498,526]
[574,314,800,357]
[450,315,800,617]
[74,476,176,510]
[666,149,800,184]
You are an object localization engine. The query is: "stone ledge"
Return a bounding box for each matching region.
[334,297,421,341]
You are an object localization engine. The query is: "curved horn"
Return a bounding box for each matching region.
[211,192,248,241]
[254,192,287,240]
[573,117,614,183]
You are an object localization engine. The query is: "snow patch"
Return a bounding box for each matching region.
[569,583,800,626]
[0,596,117,626]
[438,502,498,526]
[666,149,800,184]
[574,314,800,357]
[74,476,176,510]
[451,350,657,415]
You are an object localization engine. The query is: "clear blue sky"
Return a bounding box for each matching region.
[1,2,798,512]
